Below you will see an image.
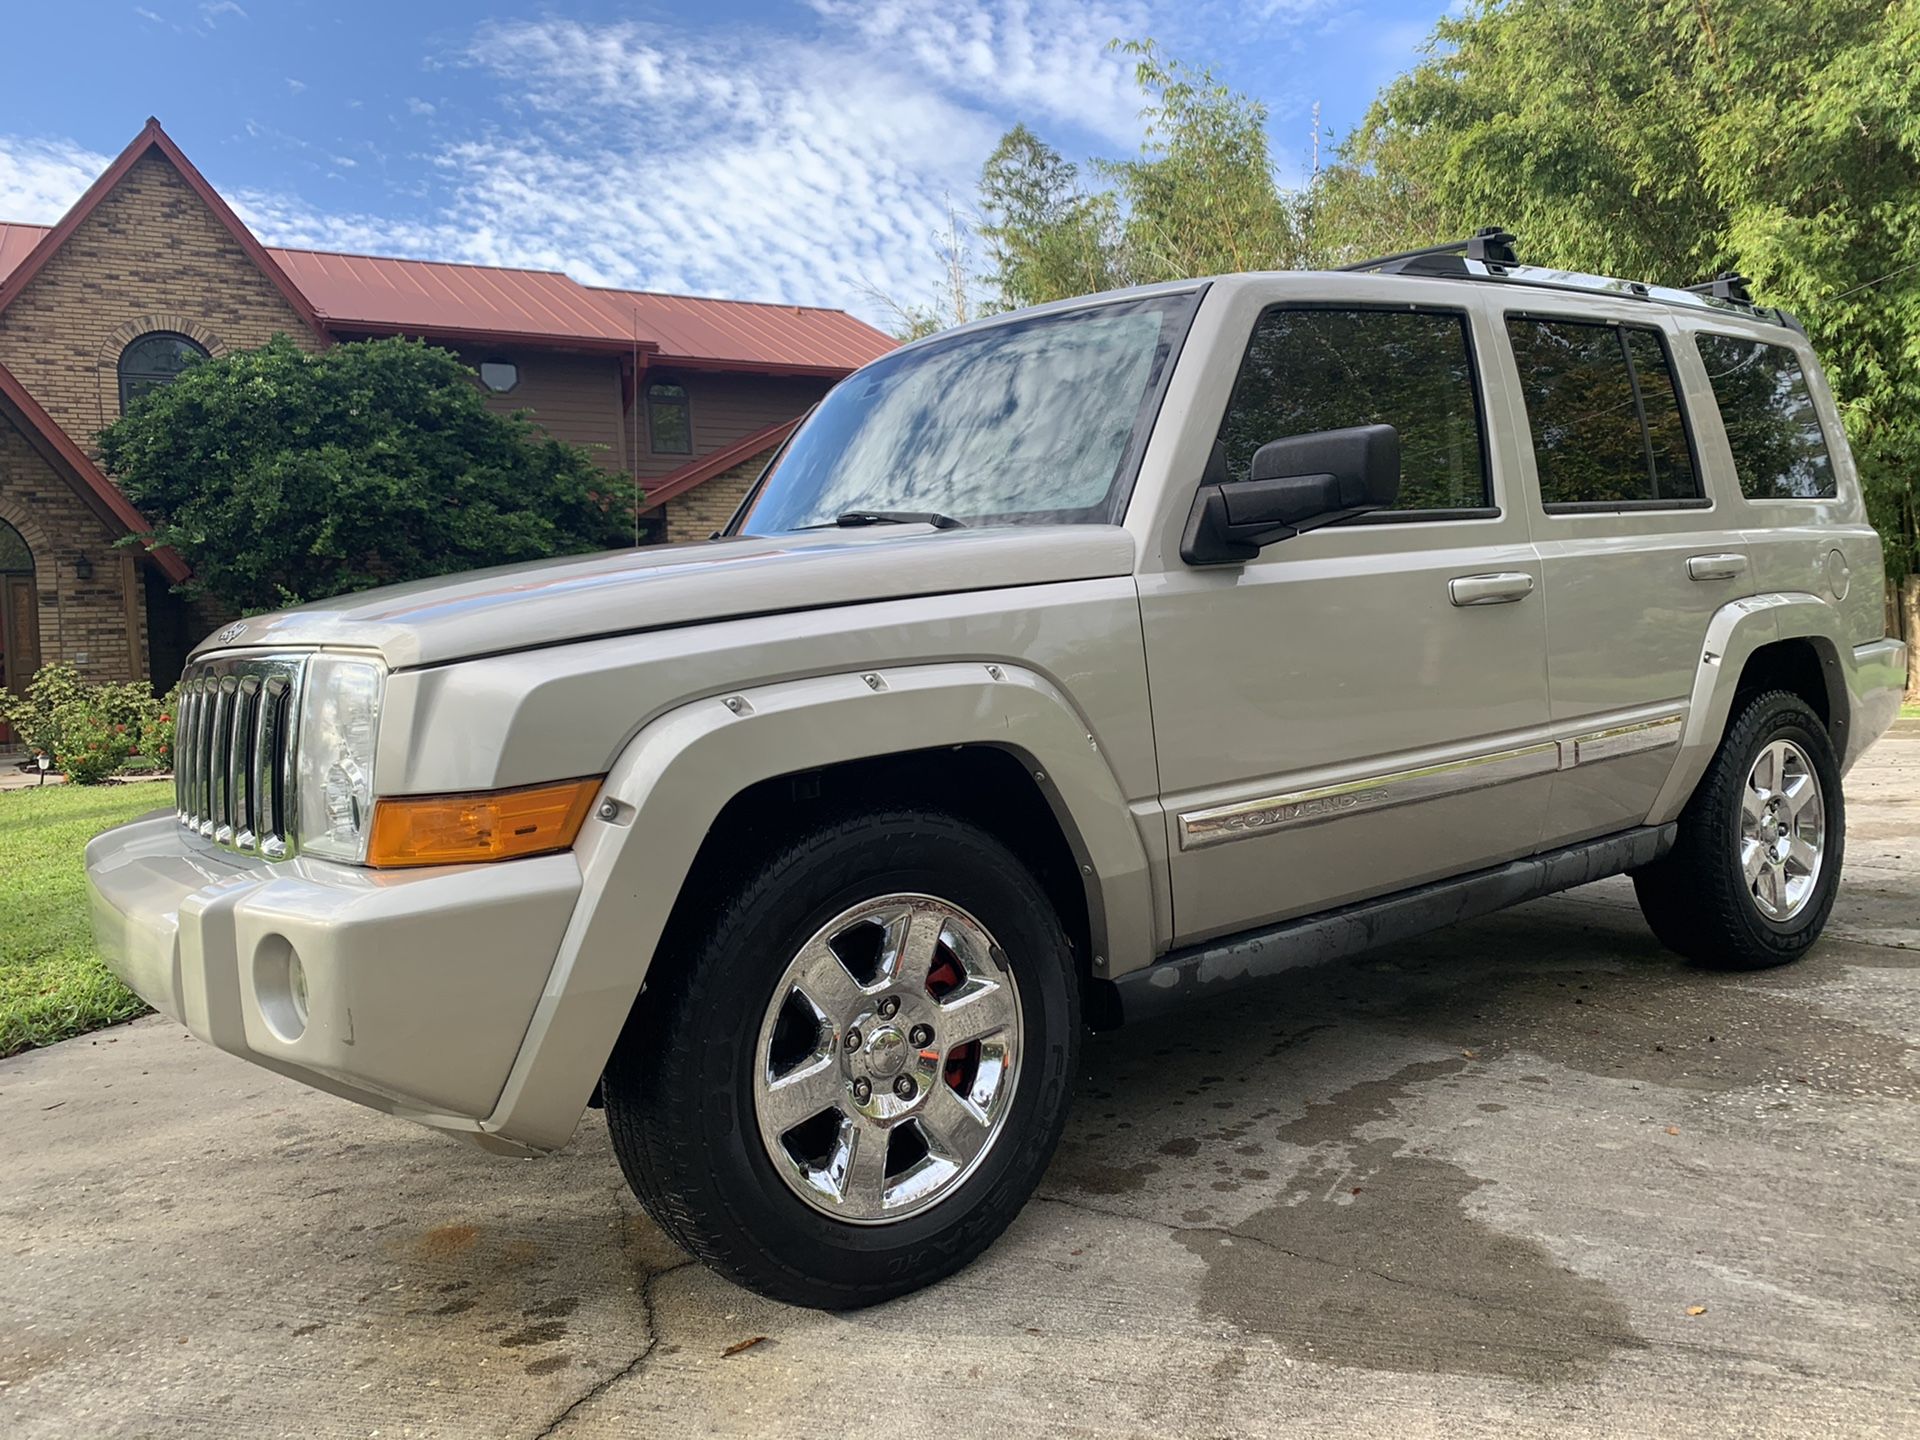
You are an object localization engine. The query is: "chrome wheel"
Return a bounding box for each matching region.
[1741,738,1825,922]
[752,894,1023,1224]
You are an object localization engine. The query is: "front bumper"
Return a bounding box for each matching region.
[87,813,582,1153]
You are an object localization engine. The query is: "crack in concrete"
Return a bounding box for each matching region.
[528,1257,696,1440]
[528,1189,695,1440]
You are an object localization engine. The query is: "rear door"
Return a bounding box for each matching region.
[1136,285,1553,946]
[1492,307,1754,844]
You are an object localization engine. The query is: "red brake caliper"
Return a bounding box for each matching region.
[924,950,978,1093]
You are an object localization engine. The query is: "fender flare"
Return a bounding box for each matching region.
[480,661,1154,1151]
[1646,592,1850,825]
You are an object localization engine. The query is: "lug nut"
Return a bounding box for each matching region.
[844,1026,862,1051]
[909,1024,933,1048]
[892,1075,916,1100]
[852,1078,872,1103]
[877,996,900,1019]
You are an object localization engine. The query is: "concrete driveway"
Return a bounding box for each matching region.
[5,727,1916,1439]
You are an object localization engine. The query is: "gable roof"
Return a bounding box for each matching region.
[639,417,799,515]
[0,119,327,340]
[0,359,190,584]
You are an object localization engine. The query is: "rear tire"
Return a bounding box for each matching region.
[1633,689,1844,970]
[602,808,1079,1309]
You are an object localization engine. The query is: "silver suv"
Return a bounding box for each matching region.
[87,240,1908,1308]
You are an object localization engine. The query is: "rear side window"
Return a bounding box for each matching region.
[1215,307,1489,512]
[1505,317,1702,508]
[1695,334,1837,500]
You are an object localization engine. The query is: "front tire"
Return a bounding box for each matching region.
[602,809,1079,1309]
[1634,689,1844,970]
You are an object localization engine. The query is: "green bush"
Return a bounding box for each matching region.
[54,708,137,785]
[0,663,173,784]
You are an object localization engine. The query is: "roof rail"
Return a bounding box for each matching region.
[1336,226,1519,275]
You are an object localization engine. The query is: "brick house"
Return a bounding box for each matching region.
[0,118,893,716]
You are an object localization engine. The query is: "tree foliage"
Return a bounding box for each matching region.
[1318,0,1920,577]
[98,336,630,613]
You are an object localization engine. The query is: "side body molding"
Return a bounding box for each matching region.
[481,662,1154,1152]
[1646,592,1852,826]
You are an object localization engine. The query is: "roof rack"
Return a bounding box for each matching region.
[1684,271,1754,305]
[1331,227,1801,333]
[1336,226,1519,275]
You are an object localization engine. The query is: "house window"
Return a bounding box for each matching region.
[648,381,692,454]
[118,332,209,414]
[478,359,519,393]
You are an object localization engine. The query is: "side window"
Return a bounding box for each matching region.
[1214,307,1489,512]
[647,381,692,454]
[1694,334,1837,500]
[1505,317,1702,508]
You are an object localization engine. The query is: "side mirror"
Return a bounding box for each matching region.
[1180,424,1401,566]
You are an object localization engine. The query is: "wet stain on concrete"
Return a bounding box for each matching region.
[524,1297,578,1320]
[524,1354,574,1376]
[432,1299,476,1317]
[1180,1063,1645,1381]
[1047,1146,1161,1195]
[500,1321,568,1348]
[1158,1137,1200,1158]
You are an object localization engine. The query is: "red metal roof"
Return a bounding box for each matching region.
[0,119,893,372]
[269,247,648,352]
[594,289,897,374]
[0,222,49,286]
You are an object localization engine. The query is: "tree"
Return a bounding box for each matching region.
[974,43,1301,309]
[98,336,631,613]
[1104,41,1304,282]
[978,125,1123,311]
[1312,0,1920,580]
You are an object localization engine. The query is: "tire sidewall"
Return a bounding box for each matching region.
[682,814,1077,1294]
[1716,697,1846,955]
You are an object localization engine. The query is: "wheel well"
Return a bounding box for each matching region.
[1733,637,1845,744]
[649,744,1108,1023]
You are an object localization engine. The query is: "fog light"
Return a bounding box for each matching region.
[254,935,309,1042]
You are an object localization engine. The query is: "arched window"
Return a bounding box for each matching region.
[647,381,692,454]
[0,517,38,706]
[119,332,209,414]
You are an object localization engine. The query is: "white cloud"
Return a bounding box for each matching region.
[405,97,435,116]
[0,136,112,224]
[198,0,246,25]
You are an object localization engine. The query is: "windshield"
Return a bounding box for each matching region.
[738,293,1197,534]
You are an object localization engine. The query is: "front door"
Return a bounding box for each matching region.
[1137,291,1553,946]
[1,572,41,745]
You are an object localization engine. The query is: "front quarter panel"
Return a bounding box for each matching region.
[481,662,1154,1152]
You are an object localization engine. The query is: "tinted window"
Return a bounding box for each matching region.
[1215,307,1488,511]
[1695,334,1836,500]
[740,294,1194,533]
[1506,318,1701,507]
[118,331,209,414]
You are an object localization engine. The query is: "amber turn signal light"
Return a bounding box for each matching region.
[366,777,603,868]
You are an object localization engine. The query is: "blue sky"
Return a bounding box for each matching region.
[0,0,1454,323]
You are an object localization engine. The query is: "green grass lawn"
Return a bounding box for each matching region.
[1,783,172,1057]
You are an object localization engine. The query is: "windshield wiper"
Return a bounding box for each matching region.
[833,510,967,530]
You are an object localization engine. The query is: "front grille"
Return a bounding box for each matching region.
[175,654,305,859]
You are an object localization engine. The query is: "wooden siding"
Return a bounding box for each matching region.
[633,371,832,482]
[450,346,629,476]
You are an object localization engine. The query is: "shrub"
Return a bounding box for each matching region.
[54,708,138,785]
[0,663,172,784]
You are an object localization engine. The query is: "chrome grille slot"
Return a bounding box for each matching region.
[174,654,306,859]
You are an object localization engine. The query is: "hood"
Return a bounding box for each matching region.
[189,524,1138,669]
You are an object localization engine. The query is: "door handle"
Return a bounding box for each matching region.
[1448,571,1535,607]
[1687,553,1748,581]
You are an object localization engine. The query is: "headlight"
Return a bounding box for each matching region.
[295,654,385,862]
